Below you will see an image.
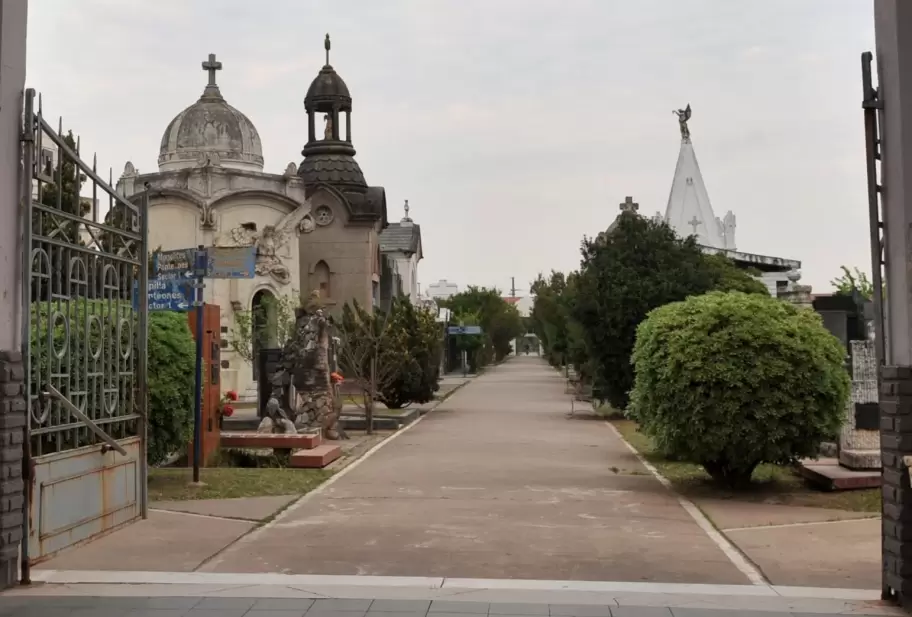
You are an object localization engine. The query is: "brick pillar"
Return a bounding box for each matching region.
[0,352,25,588]
[880,366,912,602]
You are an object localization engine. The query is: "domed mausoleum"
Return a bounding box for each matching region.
[116,53,312,401]
[158,55,264,173]
[116,42,404,402]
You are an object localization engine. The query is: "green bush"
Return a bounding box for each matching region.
[628,291,849,489]
[147,311,195,465]
[378,298,442,409]
[29,300,194,465]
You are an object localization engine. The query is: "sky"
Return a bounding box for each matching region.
[25,0,875,296]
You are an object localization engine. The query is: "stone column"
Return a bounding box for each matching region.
[840,341,881,469]
[881,367,912,601]
[0,0,28,590]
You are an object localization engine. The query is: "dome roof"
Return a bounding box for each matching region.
[158,55,264,173]
[304,34,352,111]
[305,66,352,109]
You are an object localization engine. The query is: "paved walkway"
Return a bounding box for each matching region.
[200,357,748,583]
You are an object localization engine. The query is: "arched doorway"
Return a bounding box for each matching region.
[251,289,278,381]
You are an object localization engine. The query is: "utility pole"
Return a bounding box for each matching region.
[511,277,516,297]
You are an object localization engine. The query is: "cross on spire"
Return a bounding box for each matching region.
[202,53,222,87]
[324,33,331,65]
[688,216,701,233]
[619,196,639,213]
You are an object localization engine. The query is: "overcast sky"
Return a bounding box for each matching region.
[26,0,875,295]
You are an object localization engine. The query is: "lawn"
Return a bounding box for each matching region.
[611,419,881,513]
[148,467,332,502]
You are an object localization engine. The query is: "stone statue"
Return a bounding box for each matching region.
[217,205,311,285]
[299,213,315,234]
[673,103,692,141]
[323,113,333,140]
[266,296,348,440]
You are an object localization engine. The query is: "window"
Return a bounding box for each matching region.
[313,260,331,299]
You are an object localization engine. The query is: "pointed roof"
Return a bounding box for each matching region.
[664,138,727,248]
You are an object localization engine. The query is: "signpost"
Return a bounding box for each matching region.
[134,279,192,312]
[153,248,196,281]
[447,325,482,336]
[446,325,483,375]
[151,245,256,484]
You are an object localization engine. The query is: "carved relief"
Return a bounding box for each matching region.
[215,204,311,285]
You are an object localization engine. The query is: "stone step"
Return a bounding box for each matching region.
[220,431,322,450]
[290,444,342,468]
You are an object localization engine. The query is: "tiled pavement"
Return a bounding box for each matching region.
[0,597,895,617]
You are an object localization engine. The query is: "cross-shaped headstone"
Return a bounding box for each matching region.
[619,196,639,213]
[688,216,701,233]
[202,53,222,87]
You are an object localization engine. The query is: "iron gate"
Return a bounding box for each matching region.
[19,89,149,567]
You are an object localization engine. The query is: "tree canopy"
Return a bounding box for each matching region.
[831,265,874,300]
[531,212,769,409]
[441,286,524,363]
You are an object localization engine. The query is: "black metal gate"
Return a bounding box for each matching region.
[19,89,149,569]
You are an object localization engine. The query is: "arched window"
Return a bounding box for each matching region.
[313,260,331,299]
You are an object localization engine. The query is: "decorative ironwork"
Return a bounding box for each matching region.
[21,89,149,458]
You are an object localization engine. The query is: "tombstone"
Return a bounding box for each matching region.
[812,294,868,356]
[840,340,881,470]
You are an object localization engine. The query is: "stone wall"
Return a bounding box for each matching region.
[881,366,912,601]
[840,340,881,469]
[0,351,25,588]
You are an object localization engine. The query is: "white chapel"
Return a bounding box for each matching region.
[117,54,314,398]
[653,104,800,296]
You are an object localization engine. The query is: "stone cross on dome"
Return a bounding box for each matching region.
[619,196,639,213]
[202,53,222,87]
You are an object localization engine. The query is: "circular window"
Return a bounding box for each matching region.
[315,205,334,226]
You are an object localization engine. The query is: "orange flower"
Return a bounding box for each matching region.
[330,372,344,384]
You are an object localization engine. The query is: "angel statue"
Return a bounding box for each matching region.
[672,103,692,141]
[217,206,312,285]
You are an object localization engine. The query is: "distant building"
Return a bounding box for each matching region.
[378,200,423,306]
[427,279,459,300]
[647,105,801,297]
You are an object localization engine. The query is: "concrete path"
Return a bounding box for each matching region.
[201,357,748,583]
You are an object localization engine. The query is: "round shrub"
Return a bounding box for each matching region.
[147,311,195,465]
[628,291,849,489]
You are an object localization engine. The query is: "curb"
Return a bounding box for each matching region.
[603,420,769,586]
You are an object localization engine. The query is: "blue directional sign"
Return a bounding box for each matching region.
[207,246,256,279]
[154,249,196,281]
[134,278,193,312]
[447,325,482,335]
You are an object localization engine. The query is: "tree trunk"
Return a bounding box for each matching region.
[702,459,759,490]
[366,354,377,435]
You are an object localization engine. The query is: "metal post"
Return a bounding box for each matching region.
[192,245,206,483]
[138,193,149,518]
[18,88,34,588]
